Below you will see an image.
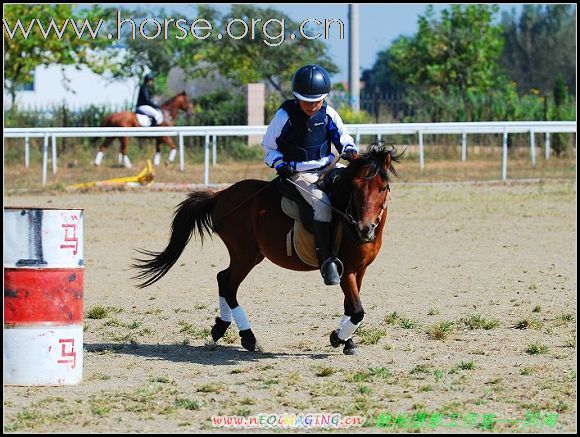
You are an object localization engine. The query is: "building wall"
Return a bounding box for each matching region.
[4,64,138,108]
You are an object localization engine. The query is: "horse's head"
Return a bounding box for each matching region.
[178,91,194,116]
[333,142,403,242]
[162,92,194,117]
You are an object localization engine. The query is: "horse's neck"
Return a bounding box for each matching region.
[161,101,179,120]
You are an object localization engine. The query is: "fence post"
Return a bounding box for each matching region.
[51,134,57,175]
[461,131,467,161]
[25,135,30,168]
[204,131,210,185]
[502,128,508,181]
[418,131,424,170]
[212,134,217,165]
[530,130,536,167]
[179,133,184,172]
[545,132,551,160]
[356,128,360,145]
[42,133,48,187]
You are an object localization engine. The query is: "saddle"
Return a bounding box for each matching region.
[135,109,155,127]
[276,168,346,267]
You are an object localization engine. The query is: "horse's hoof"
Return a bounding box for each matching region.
[330,330,344,348]
[343,338,358,355]
[211,317,231,342]
[239,329,256,352]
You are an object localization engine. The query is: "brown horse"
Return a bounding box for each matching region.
[132,143,402,355]
[94,91,194,168]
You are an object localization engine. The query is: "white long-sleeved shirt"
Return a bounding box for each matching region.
[262,104,358,172]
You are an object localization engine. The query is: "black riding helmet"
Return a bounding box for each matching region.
[292,64,331,102]
[144,73,154,82]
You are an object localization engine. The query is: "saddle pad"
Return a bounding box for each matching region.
[136,113,152,127]
[286,219,343,267]
[281,197,300,221]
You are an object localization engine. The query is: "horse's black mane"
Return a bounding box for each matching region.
[330,142,404,210]
[351,142,402,180]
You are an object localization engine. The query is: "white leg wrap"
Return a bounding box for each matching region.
[219,297,232,323]
[168,148,177,162]
[338,315,351,330]
[338,320,359,341]
[153,152,161,166]
[123,155,132,169]
[95,151,104,166]
[118,153,123,165]
[231,306,251,331]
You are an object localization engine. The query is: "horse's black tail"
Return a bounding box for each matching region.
[132,191,216,288]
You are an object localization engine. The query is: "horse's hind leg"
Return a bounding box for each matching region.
[211,249,264,351]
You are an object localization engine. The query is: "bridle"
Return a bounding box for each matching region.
[341,167,390,241]
[285,164,390,241]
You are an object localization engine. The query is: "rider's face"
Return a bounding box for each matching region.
[298,99,324,117]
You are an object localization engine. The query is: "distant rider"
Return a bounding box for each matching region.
[136,73,164,127]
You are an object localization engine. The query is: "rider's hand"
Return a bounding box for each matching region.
[275,161,295,179]
[341,147,358,162]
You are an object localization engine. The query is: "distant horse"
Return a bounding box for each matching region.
[133,143,402,355]
[94,91,194,168]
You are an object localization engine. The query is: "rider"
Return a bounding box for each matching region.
[262,64,359,286]
[136,73,164,127]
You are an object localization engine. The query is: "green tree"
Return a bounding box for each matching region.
[182,5,339,99]
[500,5,576,94]
[383,5,507,121]
[390,5,505,96]
[3,4,118,106]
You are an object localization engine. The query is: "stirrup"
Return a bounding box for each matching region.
[321,257,344,279]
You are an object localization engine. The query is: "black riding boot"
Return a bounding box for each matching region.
[313,220,341,286]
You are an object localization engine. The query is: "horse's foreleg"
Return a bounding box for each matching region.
[95,137,114,166]
[330,272,364,355]
[120,137,131,168]
[163,136,177,164]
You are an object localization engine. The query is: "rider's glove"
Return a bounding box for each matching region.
[275,161,296,179]
[341,146,358,162]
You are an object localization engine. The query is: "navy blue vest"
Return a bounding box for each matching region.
[276,99,331,163]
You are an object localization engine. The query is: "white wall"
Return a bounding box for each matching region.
[5,64,139,108]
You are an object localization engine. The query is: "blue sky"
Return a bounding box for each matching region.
[157,3,525,83]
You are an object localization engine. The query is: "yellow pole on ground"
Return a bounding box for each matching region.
[66,160,154,190]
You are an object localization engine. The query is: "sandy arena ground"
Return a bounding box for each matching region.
[3,179,577,433]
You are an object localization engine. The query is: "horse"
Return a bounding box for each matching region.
[94,91,194,169]
[132,143,402,355]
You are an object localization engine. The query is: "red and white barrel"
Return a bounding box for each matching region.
[4,208,84,385]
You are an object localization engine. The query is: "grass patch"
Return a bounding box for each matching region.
[356,325,387,345]
[384,312,400,325]
[513,317,544,330]
[175,398,200,410]
[449,361,476,373]
[427,308,440,315]
[426,321,454,340]
[525,343,549,355]
[410,364,431,375]
[197,383,223,394]
[461,313,501,330]
[532,305,542,313]
[348,366,392,383]
[399,317,419,329]
[315,365,336,377]
[178,321,211,339]
[86,306,124,319]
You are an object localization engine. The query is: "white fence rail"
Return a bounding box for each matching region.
[4,121,576,186]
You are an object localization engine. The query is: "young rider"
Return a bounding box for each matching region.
[262,64,359,286]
